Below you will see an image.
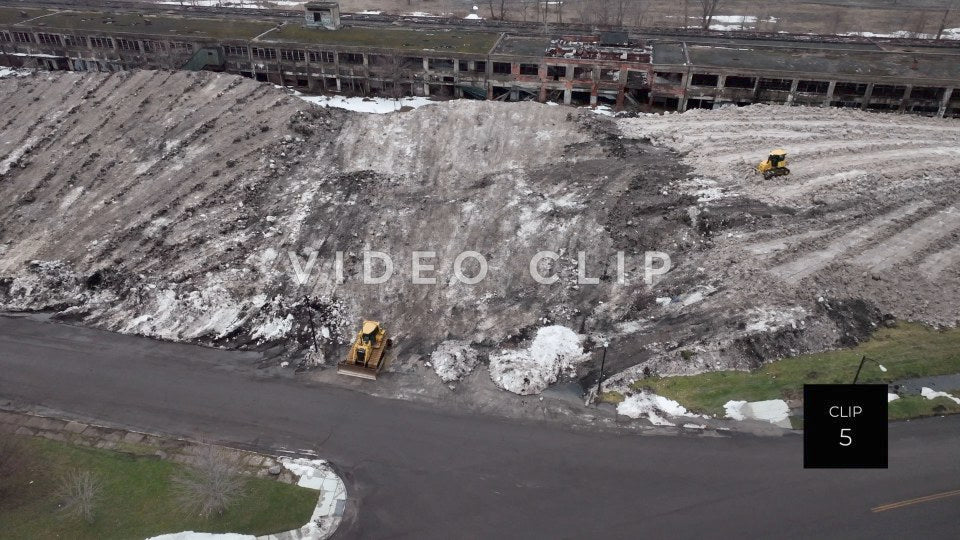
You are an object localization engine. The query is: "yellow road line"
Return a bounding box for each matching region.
[872,489,960,513]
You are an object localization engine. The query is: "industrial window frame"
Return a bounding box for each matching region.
[89,36,114,49]
[281,49,306,62]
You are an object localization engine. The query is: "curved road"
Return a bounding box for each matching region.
[1,315,958,538]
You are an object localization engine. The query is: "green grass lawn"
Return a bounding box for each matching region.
[0,437,317,540]
[619,323,960,418]
[888,392,960,421]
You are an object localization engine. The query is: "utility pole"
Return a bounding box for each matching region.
[852,355,887,384]
[594,344,608,403]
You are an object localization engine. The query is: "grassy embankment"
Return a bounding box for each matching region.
[603,323,960,421]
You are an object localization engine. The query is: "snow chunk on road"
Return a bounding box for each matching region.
[489,326,587,395]
[617,392,694,426]
[430,340,479,382]
[920,387,960,405]
[724,399,791,427]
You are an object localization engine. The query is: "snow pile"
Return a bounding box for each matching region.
[464,13,483,20]
[279,457,347,539]
[489,326,587,395]
[616,392,695,426]
[0,67,31,78]
[430,340,479,382]
[887,393,900,402]
[293,93,442,114]
[920,387,960,405]
[724,399,791,427]
[743,306,806,333]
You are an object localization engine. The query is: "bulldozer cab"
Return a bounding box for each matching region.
[361,321,380,344]
[338,320,390,380]
[767,148,787,167]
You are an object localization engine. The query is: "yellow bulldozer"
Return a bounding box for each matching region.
[337,320,391,380]
[757,148,790,180]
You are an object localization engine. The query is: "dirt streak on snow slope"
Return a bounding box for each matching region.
[0,71,696,376]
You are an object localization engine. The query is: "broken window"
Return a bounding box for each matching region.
[600,69,620,81]
[724,75,755,89]
[573,66,592,80]
[13,31,33,44]
[116,38,140,52]
[428,58,455,70]
[309,51,335,63]
[691,73,719,87]
[546,65,565,80]
[64,35,86,47]
[37,33,63,46]
[493,62,511,74]
[142,40,163,53]
[0,31,10,43]
[89,37,113,48]
[654,72,683,85]
[834,82,867,97]
[169,42,193,51]
[252,47,277,60]
[473,61,486,73]
[871,84,907,98]
[757,78,792,91]
[338,52,364,65]
[911,86,945,100]
[226,45,247,57]
[625,70,648,88]
[796,80,829,94]
[281,49,306,62]
[519,63,539,76]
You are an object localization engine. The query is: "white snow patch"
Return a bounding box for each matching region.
[617,392,697,426]
[430,340,479,382]
[887,393,900,402]
[743,306,806,333]
[920,387,960,405]
[489,325,587,395]
[251,313,294,342]
[279,457,347,539]
[724,399,791,427]
[464,13,483,20]
[0,67,32,78]
[293,92,442,114]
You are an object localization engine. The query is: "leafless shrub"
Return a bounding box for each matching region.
[172,445,247,517]
[56,470,102,523]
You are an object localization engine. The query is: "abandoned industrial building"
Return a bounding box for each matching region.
[1,1,959,117]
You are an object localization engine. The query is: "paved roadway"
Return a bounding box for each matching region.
[1,315,958,539]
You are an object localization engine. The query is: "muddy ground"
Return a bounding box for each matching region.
[1,70,958,399]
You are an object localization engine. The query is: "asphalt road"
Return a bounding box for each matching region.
[1,315,958,539]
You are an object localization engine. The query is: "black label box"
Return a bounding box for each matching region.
[804,384,888,468]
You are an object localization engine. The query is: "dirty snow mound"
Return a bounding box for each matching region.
[430,340,479,382]
[724,399,790,427]
[617,392,695,426]
[920,387,960,405]
[489,325,587,395]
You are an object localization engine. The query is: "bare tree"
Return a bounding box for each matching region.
[699,0,723,30]
[56,470,102,523]
[173,445,247,517]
